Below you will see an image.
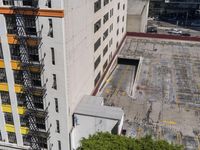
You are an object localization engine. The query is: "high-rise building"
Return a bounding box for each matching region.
[0,0,127,149]
[149,0,200,17]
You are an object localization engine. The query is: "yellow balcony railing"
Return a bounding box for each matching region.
[2,104,26,115]
[0,83,9,92]
[0,59,5,68]
[5,124,29,135]
[5,124,15,132]
[20,126,29,135]
[0,83,23,93]
[0,59,40,72]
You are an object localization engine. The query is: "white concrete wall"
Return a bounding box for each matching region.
[127,0,149,32]
[127,15,142,32]
[140,0,149,32]
[72,114,118,149]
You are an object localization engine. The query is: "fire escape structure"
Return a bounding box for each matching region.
[12,1,48,149]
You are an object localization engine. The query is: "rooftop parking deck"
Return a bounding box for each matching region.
[99,36,200,149]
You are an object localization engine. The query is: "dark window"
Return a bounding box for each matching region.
[109,24,113,32]
[51,47,55,65]
[94,19,101,33]
[109,38,113,47]
[56,120,60,133]
[0,69,7,82]
[104,0,109,6]
[117,16,120,23]
[0,131,2,141]
[94,0,101,13]
[103,45,108,56]
[123,4,125,10]
[117,2,120,10]
[36,117,46,130]
[58,140,61,150]
[55,98,59,113]
[0,44,3,59]
[94,38,101,52]
[110,8,114,17]
[8,132,17,143]
[103,29,108,41]
[52,74,57,89]
[46,0,52,8]
[1,92,10,104]
[31,72,41,87]
[5,113,14,124]
[13,70,23,84]
[122,27,124,33]
[103,60,108,72]
[103,12,109,24]
[48,19,53,37]
[5,15,16,34]
[34,95,44,109]
[3,0,14,5]
[94,55,101,70]
[94,72,101,86]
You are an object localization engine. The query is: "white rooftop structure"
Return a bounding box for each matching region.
[74,95,124,120]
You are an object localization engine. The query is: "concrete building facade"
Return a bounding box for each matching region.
[0,0,127,149]
[127,0,149,32]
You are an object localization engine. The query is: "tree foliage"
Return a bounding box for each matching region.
[78,132,183,150]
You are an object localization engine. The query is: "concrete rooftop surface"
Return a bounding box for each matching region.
[99,36,200,149]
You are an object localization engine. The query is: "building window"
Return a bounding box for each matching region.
[94,0,101,13]
[5,15,16,34]
[52,74,57,89]
[48,19,53,37]
[94,19,101,33]
[117,2,120,10]
[3,0,14,5]
[122,16,125,22]
[110,8,114,18]
[109,52,112,61]
[122,27,124,33]
[116,42,119,48]
[109,38,113,47]
[103,60,108,72]
[0,69,7,82]
[123,4,125,10]
[94,38,101,52]
[51,47,55,65]
[104,0,109,6]
[117,16,120,23]
[103,29,108,41]
[1,92,10,104]
[8,132,17,144]
[55,98,59,113]
[0,132,2,141]
[103,45,108,56]
[46,0,52,8]
[117,29,119,36]
[31,72,41,87]
[0,44,3,59]
[94,55,101,70]
[56,120,60,133]
[36,117,46,130]
[4,113,14,124]
[58,140,61,150]
[94,72,101,86]
[109,23,113,32]
[103,12,109,24]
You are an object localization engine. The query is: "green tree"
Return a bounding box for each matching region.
[78,132,183,150]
